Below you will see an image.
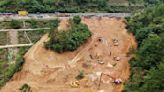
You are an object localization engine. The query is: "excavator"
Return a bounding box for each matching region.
[102,73,122,84]
[98,72,123,89]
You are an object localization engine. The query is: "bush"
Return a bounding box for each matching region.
[0,57,24,87]
[26,19,38,28]
[10,20,22,29]
[20,83,32,92]
[49,19,60,28]
[76,70,85,80]
[73,16,81,24]
[0,48,28,87]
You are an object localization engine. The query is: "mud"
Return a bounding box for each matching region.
[0,17,136,92]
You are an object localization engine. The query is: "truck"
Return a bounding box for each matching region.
[18,11,28,16]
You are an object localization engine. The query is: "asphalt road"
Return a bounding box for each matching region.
[0,13,131,21]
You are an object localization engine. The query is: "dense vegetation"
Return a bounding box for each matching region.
[0,19,60,44]
[18,19,60,44]
[128,0,163,5]
[0,19,58,88]
[0,0,145,13]
[45,16,92,53]
[0,0,163,13]
[0,32,7,45]
[0,47,28,87]
[10,20,22,29]
[123,4,164,92]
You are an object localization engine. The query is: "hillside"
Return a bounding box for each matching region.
[0,0,145,13]
[0,1,163,92]
[123,4,164,92]
[0,17,136,92]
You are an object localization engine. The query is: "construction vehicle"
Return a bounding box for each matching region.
[113,79,122,84]
[70,81,80,88]
[18,11,28,16]
[98,72,122,89]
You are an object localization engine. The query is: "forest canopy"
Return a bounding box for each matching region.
[0,0,159,13]
[45,16,92,53]
[123,4,164,92]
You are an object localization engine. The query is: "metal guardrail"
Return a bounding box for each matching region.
[0,28,50,32]
[0,28,50,48]
[0,43,33,49]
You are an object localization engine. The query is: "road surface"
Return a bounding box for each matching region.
[0,13,131,21]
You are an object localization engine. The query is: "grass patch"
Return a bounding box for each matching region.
[0,32,7,45]
[0,47,28,87]
[76,70,85,80]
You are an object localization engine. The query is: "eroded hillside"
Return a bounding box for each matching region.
[0,17,136,92]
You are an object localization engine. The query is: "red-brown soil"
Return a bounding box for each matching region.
[0,17,136,92]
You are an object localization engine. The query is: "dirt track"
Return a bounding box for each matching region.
[0,17,136,92]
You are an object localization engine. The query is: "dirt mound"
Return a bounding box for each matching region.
[0,17,136,92]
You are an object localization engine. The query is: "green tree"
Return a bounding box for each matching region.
[140,62,164,92]
[45,16,91,53]
[73,16,81,24]
[123,4,164,92]
[132,34,163,69]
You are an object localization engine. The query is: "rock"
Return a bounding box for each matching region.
[88,74,98,81]
[88,72,102,82]
[82,63,90,68]
[89,54,94,59]
[98,60,104,65]
[98,37,103,42]
[112,38,118,43]
[96,72,102,76]
[98,90,104,92]
[114,42,119,46]
[115,57,121,61]
[106,63,113,68]
[112,38,119,46]
[113,56,121,61]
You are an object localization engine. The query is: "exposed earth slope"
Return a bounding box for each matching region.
[0,17,136,92]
